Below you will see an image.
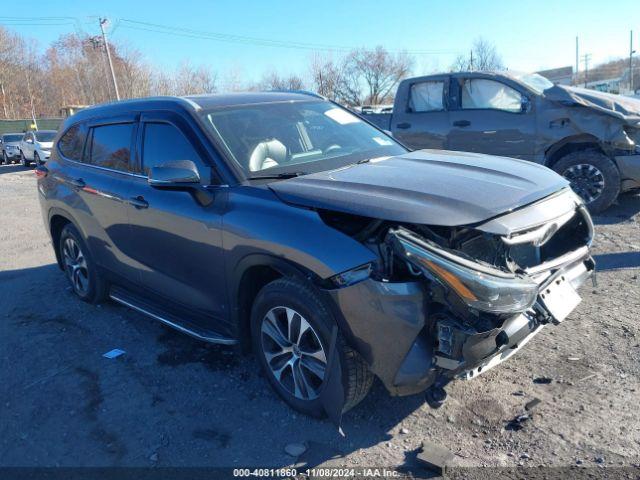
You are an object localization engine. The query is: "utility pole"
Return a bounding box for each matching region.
[99,18,120,100]
[469,49,474,71]
[575,36,579,86]
[581,53,592,88]
[630,30,636,92]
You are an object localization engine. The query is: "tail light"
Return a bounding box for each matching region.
[35,165,48,178]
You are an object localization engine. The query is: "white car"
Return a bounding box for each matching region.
[20,130,56,166]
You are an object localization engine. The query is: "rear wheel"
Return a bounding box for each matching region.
[251,278,373,416]
[552,150,620,213]
[59,224,107,303]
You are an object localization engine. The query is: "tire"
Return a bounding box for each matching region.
[34,151,40,166]
[2,151,6,165]
[251,277,373,417]
[58,224,107,304]
[552,150,620,213]
[19,151,29,167]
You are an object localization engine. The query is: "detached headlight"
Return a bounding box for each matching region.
[395,230,538,313]
[329,263,372,288]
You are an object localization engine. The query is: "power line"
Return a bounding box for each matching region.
[116,18,457,55]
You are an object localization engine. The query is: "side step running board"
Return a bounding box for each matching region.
[109,288,237,345]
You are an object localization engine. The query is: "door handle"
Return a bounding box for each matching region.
[69,178,85,189]
[128,196,149,209]
[396,122,411,129]
[453,120,471,127]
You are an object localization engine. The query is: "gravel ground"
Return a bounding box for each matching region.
[1,163,639,478]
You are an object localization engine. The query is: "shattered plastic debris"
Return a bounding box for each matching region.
[533,376,552,384]
[525,398,542,411]
[103,349,125,359]
[284,443,307,457]
[416,441,455,475]
[505,413,531,431]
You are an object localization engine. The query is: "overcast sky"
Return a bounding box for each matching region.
[2,0,636,80]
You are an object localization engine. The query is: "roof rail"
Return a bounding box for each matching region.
[267,89,327,100]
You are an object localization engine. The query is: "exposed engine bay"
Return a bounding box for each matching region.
[319,187,595,396]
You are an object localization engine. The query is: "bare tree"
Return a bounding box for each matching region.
[258,70,305,91]
[309,46,413,106]
[309,53,344,100]
[450,37,505,72]
[349,46,413,104]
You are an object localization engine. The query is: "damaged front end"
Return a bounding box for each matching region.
[324,187,594,397]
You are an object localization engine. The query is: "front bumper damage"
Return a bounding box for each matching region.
[326,189,595,398]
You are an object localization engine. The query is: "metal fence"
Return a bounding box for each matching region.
[0,118,63,135]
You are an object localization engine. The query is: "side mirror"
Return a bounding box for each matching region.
[148,160,201,188]
[521,95,531,113]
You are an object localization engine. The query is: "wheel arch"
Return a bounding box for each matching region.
[231,254,322,350]
[544,134,605,168]
[48,209,85,270]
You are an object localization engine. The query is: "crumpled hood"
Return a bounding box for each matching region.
[544,85,640,122]
[269,150,569,226]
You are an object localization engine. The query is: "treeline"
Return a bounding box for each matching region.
[0,25,413,119]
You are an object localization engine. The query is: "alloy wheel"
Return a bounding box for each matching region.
[62,237,89,295]
[260,306,327,400]
[562,163,605,204]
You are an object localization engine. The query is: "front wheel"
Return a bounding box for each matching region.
[251,278,373,416]
[552,150,620,213]
[34,151,41,166]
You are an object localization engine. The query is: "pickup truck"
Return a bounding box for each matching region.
[362,71,640,212]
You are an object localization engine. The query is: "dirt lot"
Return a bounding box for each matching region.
[1,163,640,477]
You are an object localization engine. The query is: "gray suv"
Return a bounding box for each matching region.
[38,92,595,418]
[365,71,640,213]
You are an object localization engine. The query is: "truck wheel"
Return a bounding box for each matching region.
[34,151,41,165]
[251,277,373,417]
[2,151,7,164]
[59,224,107,304]
[553,150,620,213]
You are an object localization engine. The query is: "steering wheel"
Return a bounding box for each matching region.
[325,144,342,154]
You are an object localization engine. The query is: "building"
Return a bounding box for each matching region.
[536,66,574,85]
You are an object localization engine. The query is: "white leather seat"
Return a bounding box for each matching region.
[249,139,287,172]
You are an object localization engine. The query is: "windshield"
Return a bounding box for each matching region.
[203,101,406,178]
[510,72,554,94]
[3,134,22,142]
[35,131,56,142]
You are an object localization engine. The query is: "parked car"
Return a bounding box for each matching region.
[38,92,594,418]
[20,130,57,166]
[2,133,25,164]
[363,71,640,212]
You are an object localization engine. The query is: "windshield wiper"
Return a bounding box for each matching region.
[248,171,307,180]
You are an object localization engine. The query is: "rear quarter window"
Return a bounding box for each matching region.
[58,124,86,161]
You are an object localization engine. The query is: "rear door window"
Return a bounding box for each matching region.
[141,122,202,175]
[409,81,445,112]
[461,79,522,112]
[88,123,134,172]
[58,124,86,161]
